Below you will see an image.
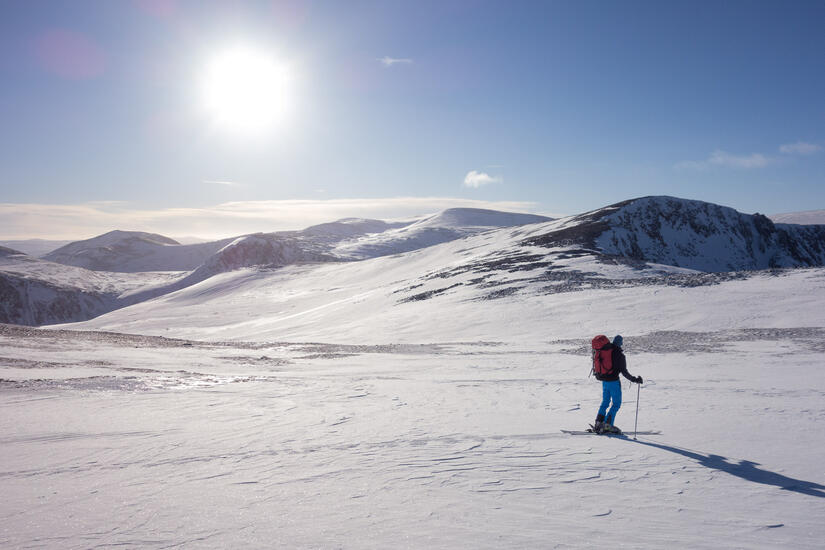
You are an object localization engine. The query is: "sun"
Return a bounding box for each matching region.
[201,46,290,134]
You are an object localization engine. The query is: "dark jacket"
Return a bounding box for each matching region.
[595,345,637,382]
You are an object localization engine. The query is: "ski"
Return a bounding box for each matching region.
[561,429,661,436]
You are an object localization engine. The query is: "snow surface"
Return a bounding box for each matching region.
[2,312,825,548]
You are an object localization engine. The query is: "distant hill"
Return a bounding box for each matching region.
[0,239,71,257]
[333,208,552,259]
[770,209,825,225]
[43,230,234,273]
[0,252,179,325]
[0,245,26,257]
[42,210,552,272]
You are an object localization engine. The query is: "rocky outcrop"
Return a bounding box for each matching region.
[524,196,825,272]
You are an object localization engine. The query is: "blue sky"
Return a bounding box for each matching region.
[1,0,824,238]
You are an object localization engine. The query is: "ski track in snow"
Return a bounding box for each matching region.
[2,325,825,548]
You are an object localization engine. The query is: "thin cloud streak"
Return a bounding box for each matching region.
[0,198,540,240]
[676,149,772,170]
[779,141,822,155]
[379,56,413,67]
[203,180,242,186]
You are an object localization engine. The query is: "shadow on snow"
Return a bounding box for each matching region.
[623,438,825,499]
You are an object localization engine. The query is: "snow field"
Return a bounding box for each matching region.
[2,327,824,548]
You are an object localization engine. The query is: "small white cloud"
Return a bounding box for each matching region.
[676,149,772,170]
[779,141,823,155]
[463,170,501,188]
[379,56,413,67]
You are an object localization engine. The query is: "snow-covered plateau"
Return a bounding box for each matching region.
[2,196,825,548]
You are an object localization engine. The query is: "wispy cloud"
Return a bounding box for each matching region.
[779,141,823,155]
[379,56,413,67]
[463,170,501,188]
[203,180,242,187]
[676,149,772,170]
[0,198,540,240]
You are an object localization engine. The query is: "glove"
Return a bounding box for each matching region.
[635,376,643,384]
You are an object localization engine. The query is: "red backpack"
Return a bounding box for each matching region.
[591,335,614,378]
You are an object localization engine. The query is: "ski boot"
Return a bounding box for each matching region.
[603,423,622,435]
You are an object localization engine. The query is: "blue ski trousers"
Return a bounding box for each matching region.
[598,380,622,424]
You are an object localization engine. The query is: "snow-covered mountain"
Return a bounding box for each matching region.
[121,233,339,304]
[56,196,825,342]
[40,209,547,272]
[10,198,825,329]
[332,208,552,259]
[770,209,825,225]
[525,196,825,271]
[0,251,180,325]
[43,230,234,273]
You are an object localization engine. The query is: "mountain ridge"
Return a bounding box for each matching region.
[5,197,825,328]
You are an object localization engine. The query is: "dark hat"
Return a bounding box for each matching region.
[613,335,623,347]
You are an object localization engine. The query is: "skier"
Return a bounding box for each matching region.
[593,335,642,434]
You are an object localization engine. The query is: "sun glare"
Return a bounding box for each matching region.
[201,46,290,134]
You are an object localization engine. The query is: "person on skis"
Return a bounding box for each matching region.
[592,335,642,434]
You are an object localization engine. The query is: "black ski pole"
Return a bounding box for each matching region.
[633,382,641,440]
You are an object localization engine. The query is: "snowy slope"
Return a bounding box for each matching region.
[0,253,180,325]
[59,205,824,343]
[119,232,340,305]
[43,230,234,273]
[332,208,552,258]
[4,276,825,548]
